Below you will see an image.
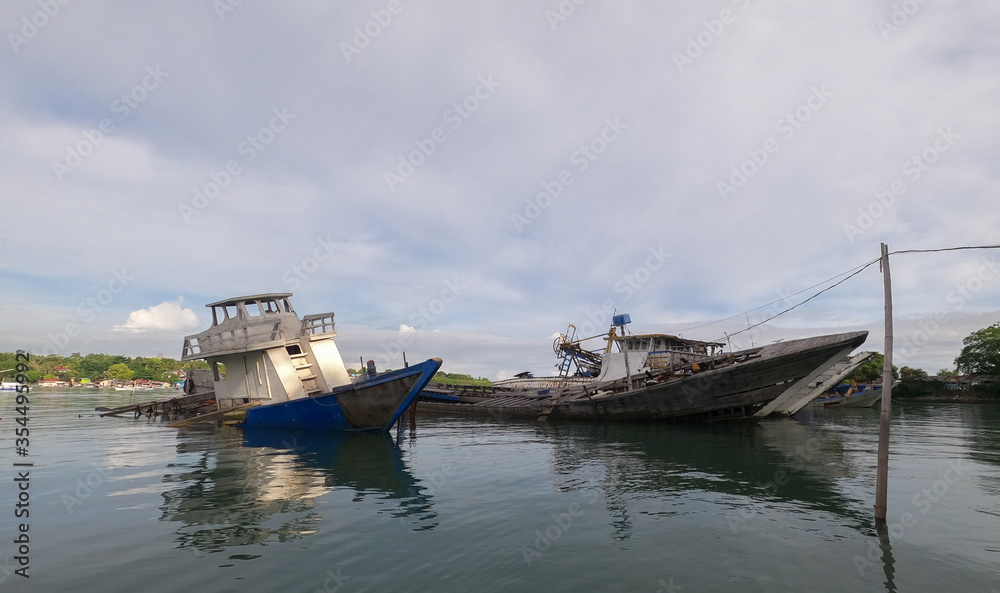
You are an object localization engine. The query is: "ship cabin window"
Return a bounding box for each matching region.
[212,304,241,325]
[280,297,294,313]
[212,361,227,382]
[623,338,653,352]
[260,299,281,314]
[658,336,694,353]
[244,301,263,317]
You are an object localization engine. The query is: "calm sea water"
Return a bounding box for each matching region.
[1,389,998,592]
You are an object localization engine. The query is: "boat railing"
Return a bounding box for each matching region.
[182,318,289,359]
[641,347,765,381]
[491,377,589,392]
[301,313,336,337]
[645,350,715,372]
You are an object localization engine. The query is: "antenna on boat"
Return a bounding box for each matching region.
[744,310,755,348]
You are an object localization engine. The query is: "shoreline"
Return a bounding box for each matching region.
[895,393,1000,404]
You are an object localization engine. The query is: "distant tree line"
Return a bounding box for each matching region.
[0,352,210,383]
[432,372,492,386]
[846,353,898,383]
[844,321,1000,384]
[845,322,1000,400]
[346,368,491,386]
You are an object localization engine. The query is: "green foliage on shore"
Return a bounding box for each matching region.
[900,366,929,382]
[846,353,898,382]
[894,379,947,399]
[955,322,1000,375]
[970,382,1000,398]
[106,363,134,381]
[0,352,210,383]
[432,372,492,386]
[895,378,1000,400]
[345,366,490,386]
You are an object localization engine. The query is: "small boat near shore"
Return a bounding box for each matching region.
[808,382,886,409]
[421,315,869,422]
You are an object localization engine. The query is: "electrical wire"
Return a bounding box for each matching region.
[709,258,882,342]
[673,243,1000,342]
[890,244,1000,256]
[671,257,881,334]
[692,243,1000,343]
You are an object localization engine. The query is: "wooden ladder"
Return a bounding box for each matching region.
[289,351,324,396]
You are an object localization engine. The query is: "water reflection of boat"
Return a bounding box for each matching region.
[243,429,428,505]
[160,426,434,553]
[539,418,874,539]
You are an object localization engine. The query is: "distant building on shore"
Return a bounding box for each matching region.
[943,375,1000,390]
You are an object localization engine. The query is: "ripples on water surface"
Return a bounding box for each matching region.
[1,390,998,592]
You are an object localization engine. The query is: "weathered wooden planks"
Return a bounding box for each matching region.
[98,391,216,418]
[167,402,258,428]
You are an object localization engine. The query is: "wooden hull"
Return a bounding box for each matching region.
[244,358,441,431]
[420,332,868,422]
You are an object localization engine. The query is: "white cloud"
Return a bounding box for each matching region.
[399,324,416,333]
[114,299,201,334]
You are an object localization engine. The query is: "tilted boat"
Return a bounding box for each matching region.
[180,293,441,431]
[484,322,730,391]
[421,316,869,422]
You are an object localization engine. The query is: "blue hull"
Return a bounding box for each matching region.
[242,358,441,432]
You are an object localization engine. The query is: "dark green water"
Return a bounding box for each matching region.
[1,390,998,592]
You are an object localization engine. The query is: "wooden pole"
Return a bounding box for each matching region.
[618,323,633,392]
[875,242,893,523]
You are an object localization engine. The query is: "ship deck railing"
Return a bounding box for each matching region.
[300,313,337,337]
[181,312,338,360]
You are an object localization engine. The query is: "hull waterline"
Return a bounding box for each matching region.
[421,332,868,423]
[244,358,442,431]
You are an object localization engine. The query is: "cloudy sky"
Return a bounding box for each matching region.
[2,0,998,378]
